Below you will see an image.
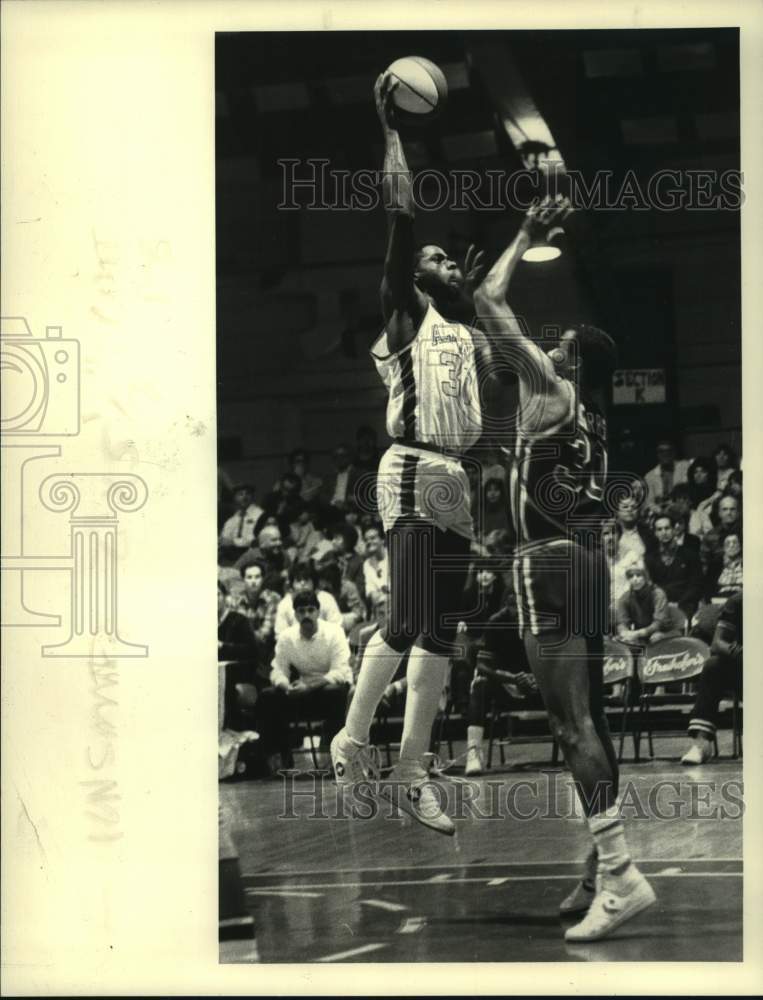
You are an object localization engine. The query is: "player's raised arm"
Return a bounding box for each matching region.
[375,74,428,350]
[474,197,572,419]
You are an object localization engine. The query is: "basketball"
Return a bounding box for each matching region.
[385,56,448,121]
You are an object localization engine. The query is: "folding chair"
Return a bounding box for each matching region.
[634,636,713,761]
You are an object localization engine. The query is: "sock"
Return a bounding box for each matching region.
[398,646,450,767]
[345,630,403,745]
[587,804,634,885]
[467,725,484,749]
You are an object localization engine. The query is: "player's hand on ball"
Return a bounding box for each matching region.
[463,244,486,295]
[521,194,573,242]
[374,73,399,130]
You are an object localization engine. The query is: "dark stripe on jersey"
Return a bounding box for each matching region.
[399,347,417,439]
[400,454,419,516]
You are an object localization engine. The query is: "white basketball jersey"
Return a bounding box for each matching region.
[370,303,483,451]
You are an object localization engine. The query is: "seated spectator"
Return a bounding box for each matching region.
[668,504,701,553]
[712,443,740,493]
[315,558,366,638]
[681,591,742,765]
[705,533,742,603]
[290,501,332,565]
[325,443,360,511]
[274,561,343,637]
[361,524,389,616]
[326,523,366,603]
[234,524,291,589]
[686,457,722,530]
[479,477,511,540]
[463,584,535,776]
[616,562,684,646]
[218,484,264,566]
[724,468,743,501]
[644,440,691,511]
[235,561,282,664]
[287,448,323,503]
[218,581,262,732]
[645,510,704,620]
[257,590,353,768]
[259,471,305,538]
[612,497,656,601]
[670,483,712,539]
[701,495,742,577]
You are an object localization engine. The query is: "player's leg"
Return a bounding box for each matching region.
[332,516,422,783]
[382,524,470,835]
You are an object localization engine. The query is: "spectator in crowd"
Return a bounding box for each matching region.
[290,501,333,565]
[667,504,701,553]
[712,443,740,492]
[218,581,263,732]
[257,589,353,768]
[702,494,742,577]
[670,483,712,539]
[686,457,721,527]
[218,484,264,566]
[260,471,305,538]
[724,468,743,501]
[287,448,324,503]
[235,561,282,662]
[315,558,366,638]
[681,591,742,766]
[645,510,704,620]
[479,477,511,539]
[354,425,381,477]
[616,562,684,646]
[463,582,536,776]
[274,561,343,637]
[326,523,366,602]
[361,524,389,615]
[325,443,360,511]
[705,533,743,603]
[234,524,290,588]
[644,440,691,511]
[612,497,656,601]
[218,465,236,531]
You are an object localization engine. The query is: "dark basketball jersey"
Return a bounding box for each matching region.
[510,383,608,547]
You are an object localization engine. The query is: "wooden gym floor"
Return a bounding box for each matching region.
[221,734,743,964]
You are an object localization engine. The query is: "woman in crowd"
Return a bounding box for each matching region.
[615,561,685,646]
[685,457,720,535]
[705,533,743,603]
[712,443,739,493]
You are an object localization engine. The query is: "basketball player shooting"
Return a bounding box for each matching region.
[330,71,489,836]
[473,200,656,941]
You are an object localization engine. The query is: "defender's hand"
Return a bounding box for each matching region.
[463,244,486,295]
[374,73,399,131]
[521,194,573,243]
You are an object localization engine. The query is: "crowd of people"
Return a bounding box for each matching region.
[217,432,743,777]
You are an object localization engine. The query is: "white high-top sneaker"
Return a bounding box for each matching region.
[379,758,455,836]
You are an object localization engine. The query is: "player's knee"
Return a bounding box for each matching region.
[550,715,596,753]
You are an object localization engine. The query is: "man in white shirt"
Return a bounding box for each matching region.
[258,590,352,767]
[361,525,389,615]
[644,441,691,511]
[218,485,264,565]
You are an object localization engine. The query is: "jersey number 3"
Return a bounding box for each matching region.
[439,350,462,398]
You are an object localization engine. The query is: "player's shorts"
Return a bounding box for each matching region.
[375,441,473,541]
[513,537,611,640]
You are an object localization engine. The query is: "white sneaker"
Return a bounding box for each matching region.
[379,760,455,836]
[464,745,485,777]
[681,741,712,766]
[564,869,656,942]
[330,728,379,786]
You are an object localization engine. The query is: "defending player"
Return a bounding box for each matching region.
[330,73,489,835]
[473,199,656,941]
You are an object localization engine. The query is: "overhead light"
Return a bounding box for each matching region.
[522,245,561,262]
[522,224,564,262]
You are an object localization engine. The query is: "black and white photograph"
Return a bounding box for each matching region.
[3,2,762,994]
[215,28,745,963]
